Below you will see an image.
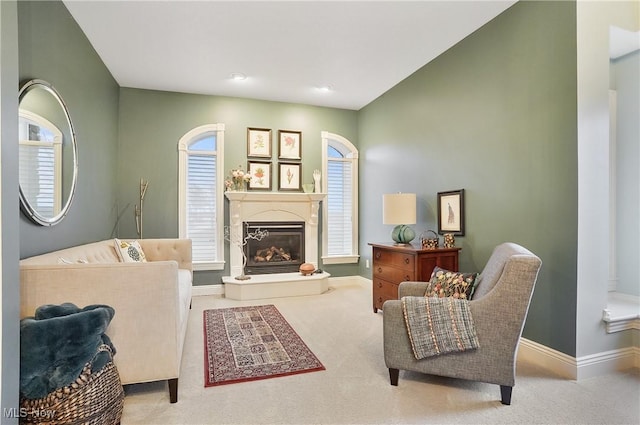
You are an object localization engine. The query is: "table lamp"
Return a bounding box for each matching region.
[383,193,417,245]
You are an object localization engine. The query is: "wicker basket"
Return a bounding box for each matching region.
[421,230,439,250]
[20,345,124,425]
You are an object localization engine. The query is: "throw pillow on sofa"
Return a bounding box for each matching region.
[424,266,478,300]
[114,238,147,263]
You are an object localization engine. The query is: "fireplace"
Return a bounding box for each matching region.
[223,192,329,300]
[244,221,305,275]
[224,191,325,280]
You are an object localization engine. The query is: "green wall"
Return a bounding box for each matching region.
[357,0,578,355]
[117,88,359,284]
[18,0,120,258]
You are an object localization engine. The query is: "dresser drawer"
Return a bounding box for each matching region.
[373,248,415,269]
[373,263,415,283]
[373,278,399,309]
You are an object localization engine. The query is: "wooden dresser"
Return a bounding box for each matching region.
[368,243,461,313]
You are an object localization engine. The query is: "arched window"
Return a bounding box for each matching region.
[321,131,359,264]
[178,124,225,270]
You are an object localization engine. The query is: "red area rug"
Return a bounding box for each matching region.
[203,305,325,387]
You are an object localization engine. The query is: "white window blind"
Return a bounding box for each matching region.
[327,159,353,255]
[187,152,218,262]
[19,143,57,217]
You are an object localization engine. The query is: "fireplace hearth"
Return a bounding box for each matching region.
[244,221,304,275]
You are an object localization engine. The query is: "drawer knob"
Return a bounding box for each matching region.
[405,275,411,281]
[378,297,383,304]
[404,258,410,264]
[375,252,381,259]
[377,267,382,273]
[378,282,383,288]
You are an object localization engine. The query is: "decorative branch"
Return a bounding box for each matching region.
[134,178,149,238]
[224,223,269,280]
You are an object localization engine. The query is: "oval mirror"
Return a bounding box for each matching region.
[18,79,78,226]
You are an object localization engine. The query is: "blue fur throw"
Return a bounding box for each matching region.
[20,303,116,399]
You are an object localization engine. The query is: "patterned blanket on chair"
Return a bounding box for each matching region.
[401,296,480,360]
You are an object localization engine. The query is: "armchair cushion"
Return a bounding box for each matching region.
[424,266,478,299]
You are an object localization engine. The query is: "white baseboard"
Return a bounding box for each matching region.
[574,346,640,379]
[192,284,225,297]
[518,337,640,380]
[518,338,577,379]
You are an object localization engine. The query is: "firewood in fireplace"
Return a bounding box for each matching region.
[254,246,294,262]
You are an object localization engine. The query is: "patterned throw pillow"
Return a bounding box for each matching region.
[114,238,147,263]
[424,266,478,300]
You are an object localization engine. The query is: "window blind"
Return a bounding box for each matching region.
[187,154,218,262]
[327,160,353,255]
[19,143,56,217]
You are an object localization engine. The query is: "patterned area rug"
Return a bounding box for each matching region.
[203,305,325,386]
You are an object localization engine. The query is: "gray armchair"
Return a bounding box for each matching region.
[382,242,541,405]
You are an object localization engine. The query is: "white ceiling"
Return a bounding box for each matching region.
[63,0,518,110]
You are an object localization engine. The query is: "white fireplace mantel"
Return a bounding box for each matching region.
[224,191,326,278]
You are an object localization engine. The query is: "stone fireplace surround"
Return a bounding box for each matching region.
[222,192,330,300]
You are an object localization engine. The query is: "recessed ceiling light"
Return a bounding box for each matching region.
[230,72,247,81]
[316,85,332,93]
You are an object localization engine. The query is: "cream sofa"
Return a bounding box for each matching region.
[20,238,192,403]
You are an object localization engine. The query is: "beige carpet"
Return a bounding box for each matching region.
[121,277,640,424]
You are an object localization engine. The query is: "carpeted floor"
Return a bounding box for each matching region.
[121,277,640,424]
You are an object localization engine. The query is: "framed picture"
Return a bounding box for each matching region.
[278,130,302,160]
[437,189,465,236]
[278,162,301,191]
[247,161,272,190]
[247,128,272,158]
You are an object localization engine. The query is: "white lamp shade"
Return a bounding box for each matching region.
[383,193,416,225]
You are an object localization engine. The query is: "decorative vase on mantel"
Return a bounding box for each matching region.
[225,166,251,192]
[231,179,247,192]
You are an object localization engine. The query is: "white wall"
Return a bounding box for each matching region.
[576,0,639,363]
[612,50,640,296]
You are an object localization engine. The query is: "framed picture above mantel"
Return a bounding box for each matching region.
[247,161,272,191]
[247,127,272,158]
[278,130,302,160]
[437,189,465,236]
[278,162,301,191]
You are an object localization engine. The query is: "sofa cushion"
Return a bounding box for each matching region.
[424,266,478,300]
[114,239,147,263]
